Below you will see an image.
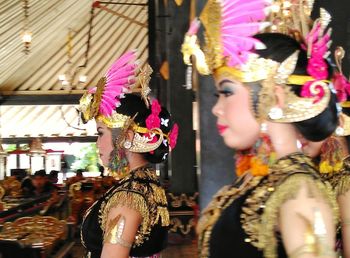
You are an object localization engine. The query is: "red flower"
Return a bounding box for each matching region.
[333,72,350,102]
[169,124,179,150]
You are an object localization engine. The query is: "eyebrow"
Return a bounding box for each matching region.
[97,127,103,131]
[218,79,233,88]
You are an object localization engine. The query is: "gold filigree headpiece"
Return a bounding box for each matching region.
[79,50,153,129]
[182,0,334,123]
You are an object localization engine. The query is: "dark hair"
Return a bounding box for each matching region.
[116,94,175,164]
[34,170,46,177]
[251,33,338,141]
[76,169,84,176]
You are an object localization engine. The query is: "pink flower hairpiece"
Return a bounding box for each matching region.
[146,99,161,130]
[333,72,350,102]
[301,21,331,103]
[168,123,179,150]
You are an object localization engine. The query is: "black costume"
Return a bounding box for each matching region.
[81,165,169,258]
[198,153,336,258]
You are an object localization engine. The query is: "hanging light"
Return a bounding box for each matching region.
[57,29,88,89]
[28,138,46,156]
[79,75,87,83]
[21,0,32,54]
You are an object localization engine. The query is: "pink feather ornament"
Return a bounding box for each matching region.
[99,50,138,117]
[219,0,270,67]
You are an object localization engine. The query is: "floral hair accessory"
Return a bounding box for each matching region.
[168,123,179,150]
[300,20,332,103]
[146,99,161,130]
[333,46,350,103]
[79,50,155,129]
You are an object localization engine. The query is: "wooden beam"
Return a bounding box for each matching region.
[0,94,83,105]
[2,136,97,144]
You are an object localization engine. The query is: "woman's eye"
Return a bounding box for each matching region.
[218,89,233,97]
[97,132,103,136]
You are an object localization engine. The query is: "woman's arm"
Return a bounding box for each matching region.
[101,205,142,258]
[338,190,350,258]
[279,182,336,258]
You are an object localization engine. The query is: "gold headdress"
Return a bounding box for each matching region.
[181,0,333,123]
[79,51,179,153]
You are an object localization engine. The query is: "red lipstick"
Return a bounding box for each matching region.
[217,124,228,135]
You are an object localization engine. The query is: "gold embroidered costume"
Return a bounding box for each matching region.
[198,153,337,258]
[81,166,169,258]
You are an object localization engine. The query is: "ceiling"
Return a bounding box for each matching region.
[0,104,96,138]
[0,0,148,138]
[0,0,148,94]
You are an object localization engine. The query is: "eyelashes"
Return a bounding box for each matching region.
[214,89,234,98]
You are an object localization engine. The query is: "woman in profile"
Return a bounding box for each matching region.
[182,0,339,257]
[79,50,178,258]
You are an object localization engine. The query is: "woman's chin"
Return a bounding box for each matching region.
[222,136,254,150]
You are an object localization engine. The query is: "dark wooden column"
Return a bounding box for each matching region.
[148,0,198,194]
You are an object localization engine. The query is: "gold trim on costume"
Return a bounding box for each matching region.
[99,167,169,247]
[198,153,338,258]
[197,175,263,258]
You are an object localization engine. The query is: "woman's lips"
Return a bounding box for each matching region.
[217,124,228,135]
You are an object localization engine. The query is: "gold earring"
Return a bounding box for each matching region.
[123,140,132,149]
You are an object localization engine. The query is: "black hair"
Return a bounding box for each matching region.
[49,170,59,177]
[116,94,175,164]
[251,33,338,141]
[76,169,84,176]
[34,169,47,177]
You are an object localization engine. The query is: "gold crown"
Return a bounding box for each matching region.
[79,65,153,129]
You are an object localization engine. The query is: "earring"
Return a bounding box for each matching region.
[319,137,344,174]
[335,126,345,136]
[235,123,275,177]
[123,140,132,149]
[108,147,129,179]
[268,107,283,120]
[250,124,276,177]
[260,122,268,132]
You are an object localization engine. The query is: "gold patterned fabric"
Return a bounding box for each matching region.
[320,155,350,197]
[80,165,169,257]
[197,153,337,258]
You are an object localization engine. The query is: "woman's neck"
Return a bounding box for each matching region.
[127,152,149,171]
[266,121,300,159]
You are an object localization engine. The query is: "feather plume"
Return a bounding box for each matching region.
[220,0,270,66]
[99,51,138,117]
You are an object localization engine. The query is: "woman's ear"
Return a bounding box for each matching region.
[126,129,135,142]
[274,85,286,109]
